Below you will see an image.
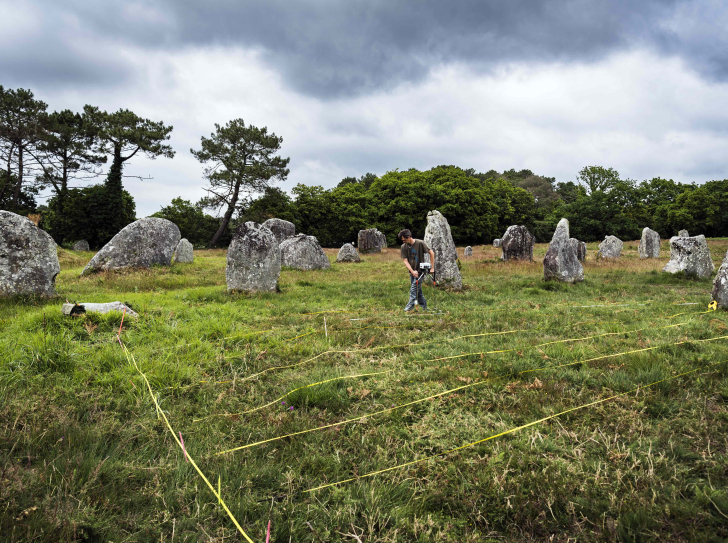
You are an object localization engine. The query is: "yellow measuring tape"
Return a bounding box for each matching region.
[301,360,726,494]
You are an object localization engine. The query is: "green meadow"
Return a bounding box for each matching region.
[2,240,728,542]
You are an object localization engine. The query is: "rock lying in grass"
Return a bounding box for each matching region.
[61,301,138,317]
[501,225,535,261]
[280,234,331,270]
[711,249,728,309]
[639,227,660,258]
[424,210,462,290]
[597,235,623,259]
[679,229,689,237]
[543,218,583,283]
[358,228,387,253]
[262,218,295,244]
[81,217,181,276]
[72,240,90,251]
[662,234,714,278]
[0,210,60,297]
[173,238,194,263]
[570,238,587,262]
[493,238,502,248]
[336,243,361,263]
[226,222,281,292]
[464,246,473,257]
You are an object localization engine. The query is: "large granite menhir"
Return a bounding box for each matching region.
[597,235,623,259]
[712,248,728,309]
[424,210,462,290]
[262,218,295,244]
[662,235,714,278]
[358,228,387,253]
[501,225,535,261]
[336,243,361,263]
[81,217,181,276]
[543,218,583,283]
[0,210,60,296]
[226,222,280,292]
[280,234,331,270]
[639,228,660,259]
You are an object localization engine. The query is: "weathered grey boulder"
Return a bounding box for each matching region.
[261,218,295,244]
[62,301,138,317]
[501,225,535,261]
[336,243,361,263]
[597,235,623,259]
[173,238,194,263]
[226,222,280,292]
[543,218,583,283]
[81,218,181,276]
[280,234,331,270]
[73,240,90,251]
[464,246,473,257]
[0,211,60,297]
[638,228,660,259]
[424,210,462,290]
[569,238,587,262]
[493,238,502,248]
[662,235,714,278]
[679,229,689,238]
[711,249,728,309]
[358,228,386,253]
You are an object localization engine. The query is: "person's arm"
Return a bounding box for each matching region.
[403,258,418,277]
[429,249,435,274]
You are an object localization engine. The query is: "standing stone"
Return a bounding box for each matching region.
[81,217,181,276]
[711,249,728,309]
[569,238,587,262]
[261,218,295,244]
[280,234,331,270]
[597,236,623,259]
[0,211,60,297]
[501,225,535,261]
[336,243,361,263]
[662,235,714,278]
[358,228,387,253]
[543,218,583,283]
[493,238,502,248]
[678,230,689,238]
[424,210,462,290]
[226,222,280,292]
[638,228,660,259]
[173,238,194,263]
[464,246,473,257]
[72,240,90,251]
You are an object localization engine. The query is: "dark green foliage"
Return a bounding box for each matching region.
[151,197,231,248]
[238,186,296,225]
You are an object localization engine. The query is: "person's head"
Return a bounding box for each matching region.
[398,229,415,245]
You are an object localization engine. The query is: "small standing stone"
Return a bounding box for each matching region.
[711,248,728,309]
[358,228,387,253]
[261,218,295,244]
[597,236,623,259]
[569,238,587,262]
[72,240,90,251]
[173,238,194,263]
[424,210,462,290]
[0,210,60,297]
[638,228,660,259]
[226,222,280,292]
[543,218,583,283]
[493,238,502,248]
[280,234,331,270]
[464,246,473,257]
[501,225,535,261]
[678,230,689,238]
[336,243,361,263]
[662,235,714,278]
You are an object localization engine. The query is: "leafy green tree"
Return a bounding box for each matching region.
[554,181,586,204]
[192,119,290,247]
[240,187,296,225]
[577,165,620,194]
[151,197,229,247]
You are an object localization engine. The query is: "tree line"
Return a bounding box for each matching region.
[3,86,726,249]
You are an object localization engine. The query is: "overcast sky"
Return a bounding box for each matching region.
[3,0,727,217]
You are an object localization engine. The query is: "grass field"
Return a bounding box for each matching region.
[2,239,728,542]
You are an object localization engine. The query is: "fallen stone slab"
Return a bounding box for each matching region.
[62,301,138,317]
